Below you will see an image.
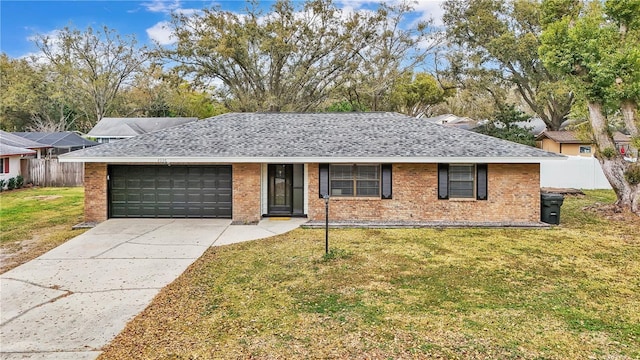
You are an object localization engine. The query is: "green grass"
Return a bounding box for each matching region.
[0,187,86,272]
[101,190,640,359]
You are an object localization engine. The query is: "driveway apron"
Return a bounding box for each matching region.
[0,219,233,359]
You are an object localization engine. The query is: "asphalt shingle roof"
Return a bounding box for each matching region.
[62,112,563,162]
[0,130,50,149]
[87,117,198,137]
[13,132,99,148]
[0,143,36,157]
[537,130,631,143]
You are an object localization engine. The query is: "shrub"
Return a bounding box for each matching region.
[7,177,16,190]
[15,175,24,189]
[624,164,640,185]
[0,179,5,191]
[600,147,616,159]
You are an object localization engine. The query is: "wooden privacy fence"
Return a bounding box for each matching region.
[21,158,84,187]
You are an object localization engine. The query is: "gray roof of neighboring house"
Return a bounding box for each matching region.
[87,117,198,138]
[0,130,51,150]
[536,130,631,143]
[0,143,36,157]
[12,132,99,148]
[61,112,564,163]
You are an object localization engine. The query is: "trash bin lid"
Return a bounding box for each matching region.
[541,193,564,200]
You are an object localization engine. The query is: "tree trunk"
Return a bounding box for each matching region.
[620,99,639,137]
[588,101,640,215]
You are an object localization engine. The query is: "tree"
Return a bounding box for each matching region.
[114,64,228,118]
[0,54,78,131]
[162,0,418,112]
[1,54,42,130]
[336,1,440,112]
[442,0,574,130]
[34,26,149,130]
[389,72,450,118]
[473,104,536,146]
[540,0,640,215]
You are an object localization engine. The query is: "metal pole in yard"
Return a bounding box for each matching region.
[324,194,329,254]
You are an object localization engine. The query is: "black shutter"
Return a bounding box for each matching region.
[476,164,488,200]
[319,163,329,198]
[381,164,392,199]
[438,164,449,200]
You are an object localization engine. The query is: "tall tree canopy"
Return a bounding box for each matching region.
[0,54,78,131]
[442,0,574,130]
[540,0,640,215]
[114,64,227,119]
[162,0,432,112]
[389,72,450,118]
[34,26,149,131]
[337,1,439,112]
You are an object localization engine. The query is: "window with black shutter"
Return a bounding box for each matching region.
[438,163,488,200]
[320,164,392,199]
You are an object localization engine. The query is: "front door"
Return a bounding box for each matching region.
[268,164,293,215]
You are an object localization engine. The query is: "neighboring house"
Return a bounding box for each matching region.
[60,112,564,225]
[87,117,198,143]
[0,130,50,159]
[424,114,478,130]
[536,130,633,157]
[12,131,99,156]
[0,144,35,182]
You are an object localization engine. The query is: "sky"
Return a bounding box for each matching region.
[0,0,445,59]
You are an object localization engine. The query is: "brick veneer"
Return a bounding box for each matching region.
[232,163,261,224]
[84,162,108,222]
[307,163,540,223]
[83,162,540,224]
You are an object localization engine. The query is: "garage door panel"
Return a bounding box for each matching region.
[157,179,171,189]
[141,178,156,189]
[109,165,232,218]
[126,193,141,202]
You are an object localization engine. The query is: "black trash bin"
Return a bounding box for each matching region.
[540,193,564,225]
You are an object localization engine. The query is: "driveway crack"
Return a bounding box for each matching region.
[0,278,73,327]
[92,220,176,258]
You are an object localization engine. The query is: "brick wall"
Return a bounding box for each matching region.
[307,163,540,223]
[84,163,108,222]
[232,163,261,224]
[82,162,540,224]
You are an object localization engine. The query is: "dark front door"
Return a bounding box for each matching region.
[268,164,293,215]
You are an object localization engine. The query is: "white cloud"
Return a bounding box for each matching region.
[337,0,445,26]
[413,0,446,26]
[23,29,62,64]
[141,0,182,14]
[146,21,175,45]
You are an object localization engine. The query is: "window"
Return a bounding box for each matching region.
[0,158,8,174]
[438,163,488,200]
[579,146,592,154]
[329,164,380,197]
[449,164,475,198]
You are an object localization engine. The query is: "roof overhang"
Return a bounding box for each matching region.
[59,155,566,164]
[1,152,35,157]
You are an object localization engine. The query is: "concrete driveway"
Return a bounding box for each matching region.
[0,218,306,359]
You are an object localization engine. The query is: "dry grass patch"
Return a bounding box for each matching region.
[101,190,640,359]
[0,187,87,273]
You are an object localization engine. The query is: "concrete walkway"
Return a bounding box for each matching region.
[0,218,307,359]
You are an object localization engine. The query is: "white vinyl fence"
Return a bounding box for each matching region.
[540,156,612,190]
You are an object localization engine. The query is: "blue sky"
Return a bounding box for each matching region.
[0,0,444,59]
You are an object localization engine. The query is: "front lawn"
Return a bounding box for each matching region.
[0,187,87,273]
[101,190,640,359]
